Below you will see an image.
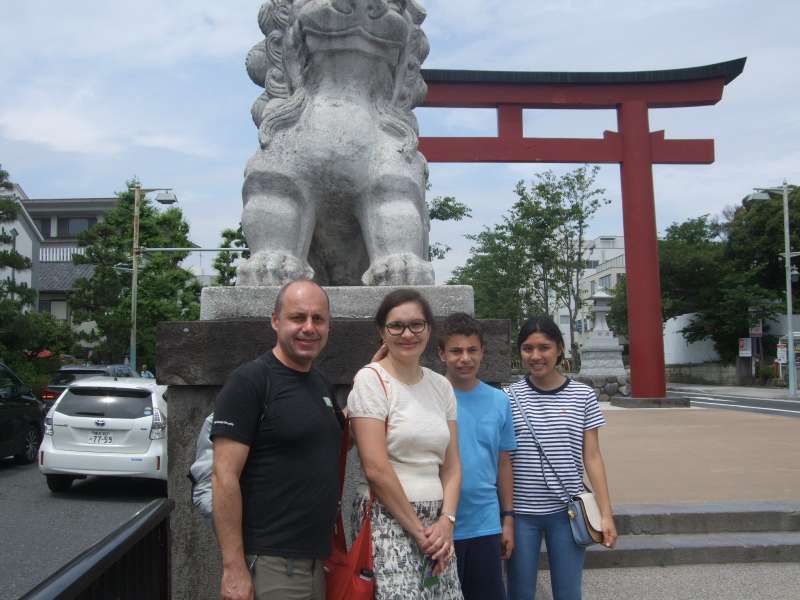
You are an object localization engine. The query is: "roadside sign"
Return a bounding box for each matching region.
[749,320,763,338]
[777,343,787,364]
[738,337,752,358]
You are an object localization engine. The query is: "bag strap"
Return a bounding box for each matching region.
[257,354,274,425]
[335,365,389,510]
[357,365,390,510]
[507,385,575,504]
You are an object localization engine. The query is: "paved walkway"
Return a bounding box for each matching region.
[535,563,800,600]
[599,403,800,505]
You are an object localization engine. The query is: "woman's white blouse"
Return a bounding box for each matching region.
[347,363,457,502]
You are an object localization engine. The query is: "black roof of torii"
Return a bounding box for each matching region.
[422,57,746,87]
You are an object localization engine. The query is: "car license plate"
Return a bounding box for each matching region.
[88,431,113,444]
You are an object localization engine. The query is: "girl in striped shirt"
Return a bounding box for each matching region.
[505,316,617,600]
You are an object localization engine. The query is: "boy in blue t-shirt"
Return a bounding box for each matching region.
[438,313,516,600]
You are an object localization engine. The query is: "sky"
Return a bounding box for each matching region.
[2,0,798,283]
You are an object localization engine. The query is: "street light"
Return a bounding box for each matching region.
[747,180,796,397]
[130,185,178,372]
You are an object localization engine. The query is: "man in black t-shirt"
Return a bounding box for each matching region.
[211,279,342,600]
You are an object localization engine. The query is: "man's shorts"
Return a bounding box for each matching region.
[246,555,325,600]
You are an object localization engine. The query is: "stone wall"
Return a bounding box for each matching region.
[666,362,738,386]
[508,370,631,402]
[572,374,630,402]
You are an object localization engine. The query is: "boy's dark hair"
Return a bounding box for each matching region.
[438,312,484,350]
[374,288,435,333]
[516,315,565,364]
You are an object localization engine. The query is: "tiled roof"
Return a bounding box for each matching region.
[37,263,96,292]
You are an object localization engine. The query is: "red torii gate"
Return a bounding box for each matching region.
[419,58,746,399]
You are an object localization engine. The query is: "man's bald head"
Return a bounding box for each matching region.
[274,278,330,316]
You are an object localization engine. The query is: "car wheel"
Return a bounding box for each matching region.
[46,474,74,493]
[13,425,40,465]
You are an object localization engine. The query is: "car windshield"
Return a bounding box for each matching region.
[56,387,152,419]
[51,370,108,386]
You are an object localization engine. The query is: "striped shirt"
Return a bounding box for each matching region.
[504,377,605,515]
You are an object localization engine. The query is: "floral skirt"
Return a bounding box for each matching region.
[351,496,464,600]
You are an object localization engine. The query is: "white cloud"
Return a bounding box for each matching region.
[130,133,219,158]
[0,85,124,154]
[0,0,258,70]
[0,76,221,158]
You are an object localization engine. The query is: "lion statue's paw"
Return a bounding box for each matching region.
[237,251,315,287]
[361,253,435,286]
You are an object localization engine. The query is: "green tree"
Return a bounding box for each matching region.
[607,213,780,363]
[606,277,628,338]
[450,167,607,342]
[0,165,35,304]
[450,225,535,333]
[71,180,200,368]
[724,187,800,301]
[541,167,609,363]
[0,165,73,382]
[428,195,472,260]
[212,224,250,286]
[0,163,13,191]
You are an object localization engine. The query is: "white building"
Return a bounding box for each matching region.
[663,313,720,364]
[556,236,625,356]
[21,193,117,323]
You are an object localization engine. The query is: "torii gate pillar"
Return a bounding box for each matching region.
[419,58,746,399]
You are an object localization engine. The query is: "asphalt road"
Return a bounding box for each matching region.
[669,389,800,418]
[0,458,165,600]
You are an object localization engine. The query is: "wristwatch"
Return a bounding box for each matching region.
[441,512,456,524]
[500,510,515,520]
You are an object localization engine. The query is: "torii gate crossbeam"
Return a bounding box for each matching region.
[419,58,746,399]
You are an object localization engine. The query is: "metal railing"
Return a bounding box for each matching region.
[40,246,85,262]
[21,498,174,600]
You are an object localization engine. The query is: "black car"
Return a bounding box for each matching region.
[0,362,44,464]
[40,364,136,409]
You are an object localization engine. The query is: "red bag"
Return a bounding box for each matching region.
[324,422,375,600]
[326,367,388,600]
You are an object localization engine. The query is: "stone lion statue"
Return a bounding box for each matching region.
[239,0,434,286]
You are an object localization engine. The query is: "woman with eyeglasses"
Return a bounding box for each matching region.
[348,288,464,599]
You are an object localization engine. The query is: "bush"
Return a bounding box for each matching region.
[757,363,775,383]
[0,354,60,396]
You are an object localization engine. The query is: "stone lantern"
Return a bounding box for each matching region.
[578,290,628,398]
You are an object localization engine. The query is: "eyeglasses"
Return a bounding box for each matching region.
[385,320,428,336]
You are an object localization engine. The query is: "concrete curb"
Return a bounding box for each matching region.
[537,502,800,569]
[610,395,690,408]
[614,501,800,535]
[582,532,800,568]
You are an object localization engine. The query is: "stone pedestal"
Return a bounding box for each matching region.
[579,338,628,379]
[200,285,475,320]
[159,285,509,600]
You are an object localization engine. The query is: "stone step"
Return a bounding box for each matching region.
[533,503,800,569]
[580,531,800,569]
[614,502,800,535]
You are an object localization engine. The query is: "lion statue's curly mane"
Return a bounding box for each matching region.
[238,0,434,286]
